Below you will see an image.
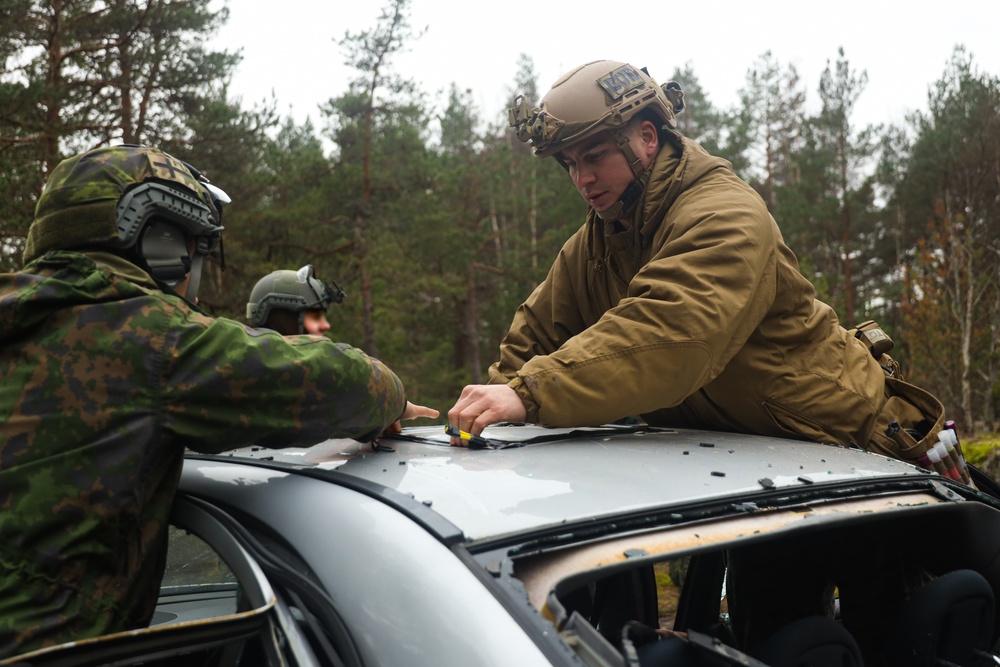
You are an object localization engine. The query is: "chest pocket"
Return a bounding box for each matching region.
[586,255,627,314]
[591,228,640,301]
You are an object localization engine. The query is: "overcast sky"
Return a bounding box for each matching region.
[208,0,1000,136]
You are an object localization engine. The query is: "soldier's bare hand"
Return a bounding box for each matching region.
[383,401,439,434]
[401,401,439,422]
[447,384,526,445]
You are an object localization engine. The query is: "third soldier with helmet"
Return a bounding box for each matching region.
[246,265,346,336]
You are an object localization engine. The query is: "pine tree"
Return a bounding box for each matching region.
[321,0,425,358]
[0,0,241,267]
[896,46,1000,430]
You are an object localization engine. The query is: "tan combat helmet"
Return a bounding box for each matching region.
[508,61,685,219]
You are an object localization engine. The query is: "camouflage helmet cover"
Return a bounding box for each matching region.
[246,265,345,327]
[24,145,223,264]
[508,60,685,157]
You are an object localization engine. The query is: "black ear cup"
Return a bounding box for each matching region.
[139,220,191,284]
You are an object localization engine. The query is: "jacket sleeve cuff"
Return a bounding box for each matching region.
[509,376,540,424]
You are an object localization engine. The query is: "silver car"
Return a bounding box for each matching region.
[10,424,1000,666]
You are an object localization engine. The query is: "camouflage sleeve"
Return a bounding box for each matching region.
[160,309,406,452]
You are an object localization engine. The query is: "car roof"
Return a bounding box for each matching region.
[205,424,932,544]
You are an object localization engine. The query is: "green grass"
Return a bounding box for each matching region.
[654,562,680,627]
[962,432,1000,466]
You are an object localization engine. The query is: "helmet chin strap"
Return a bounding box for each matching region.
[594,129,651,221]
[184,254,205,301]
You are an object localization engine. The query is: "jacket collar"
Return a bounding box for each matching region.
[84,250,161,289]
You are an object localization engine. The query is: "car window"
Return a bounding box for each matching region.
[12,504,307,667]
[152,526,240,627]
[168,498,356,666]
[163,526,236,588]
[162,525,237,587]
[654,559,682,630]
[519,490,1000,666]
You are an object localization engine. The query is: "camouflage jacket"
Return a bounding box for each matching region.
[0,250,406,657]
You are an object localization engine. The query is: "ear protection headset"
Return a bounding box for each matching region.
[114,177,226,299]
[138,219,192,283]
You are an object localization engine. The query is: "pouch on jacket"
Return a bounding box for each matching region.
[868,377,971,485]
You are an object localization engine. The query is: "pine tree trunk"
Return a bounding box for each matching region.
[465,263,482,384]
[359,256,378,358]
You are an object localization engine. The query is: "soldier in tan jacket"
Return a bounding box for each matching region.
[447,59,973,658]
[448,59,963,482]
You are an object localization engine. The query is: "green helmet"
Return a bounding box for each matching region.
[24,144,229,301]
[246,265,345,332]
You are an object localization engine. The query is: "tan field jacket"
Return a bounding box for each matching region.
[490,138,893,448]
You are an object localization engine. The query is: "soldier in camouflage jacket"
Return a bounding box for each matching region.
[0,145,436,657]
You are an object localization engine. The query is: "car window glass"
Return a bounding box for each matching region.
[162,524,237,588]
[152,525,240,627]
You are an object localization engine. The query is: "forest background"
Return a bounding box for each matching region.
[2,0,1000,438]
